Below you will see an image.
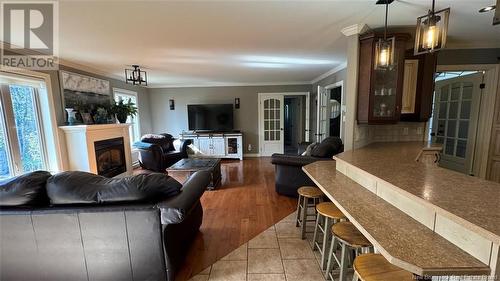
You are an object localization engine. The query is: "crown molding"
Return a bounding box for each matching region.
[148,81,312,89]
[310,63,347,84]
[57,58,124,82]
[341,24,369,36]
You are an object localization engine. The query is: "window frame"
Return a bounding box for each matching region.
[112,88,141,145]
[0,83,48,176]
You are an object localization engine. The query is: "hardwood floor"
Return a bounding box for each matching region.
[173,157,297,281]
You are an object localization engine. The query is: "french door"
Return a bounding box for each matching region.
[259,94,284,156]
[0,82,47,179]
[431,73,482,175]
[316,86,329,142]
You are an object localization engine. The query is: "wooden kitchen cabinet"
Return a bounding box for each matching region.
[400,50,437,122]
[357,33,411,124]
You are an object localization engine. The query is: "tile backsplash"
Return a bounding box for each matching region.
[354,122,428,149]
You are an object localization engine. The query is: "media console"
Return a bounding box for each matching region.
[180,132,243,160]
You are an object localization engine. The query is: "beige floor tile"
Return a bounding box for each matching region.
[247,273,286,281]
[199,266,212,275]
[189,274,210,281]
[248,228,278,249]
[275,221,301,238]
[220,243,248,261]
[280,211,298,222]
[278,238,315,259]
[208,260,247,281]
[282,259,325,281]
[248,248,284,274]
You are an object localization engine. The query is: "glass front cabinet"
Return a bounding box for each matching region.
[357,33,411,124]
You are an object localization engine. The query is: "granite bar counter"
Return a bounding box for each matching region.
[303,142,500,278]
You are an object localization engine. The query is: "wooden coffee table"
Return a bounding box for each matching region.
[166,158,221,190]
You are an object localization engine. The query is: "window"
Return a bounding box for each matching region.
[113,88,140,145]
[0,76,48,179]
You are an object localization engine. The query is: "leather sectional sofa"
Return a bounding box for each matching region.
[0,169,210,281]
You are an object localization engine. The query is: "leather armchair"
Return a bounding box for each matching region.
[0,170,211,281]
[134,133,192,172]
[271,137,344,197]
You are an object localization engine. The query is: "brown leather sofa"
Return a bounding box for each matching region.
[271,137,344,197]
[0,170,210,281]
[134,133,191,172]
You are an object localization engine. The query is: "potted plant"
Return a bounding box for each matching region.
[111,98,138,123]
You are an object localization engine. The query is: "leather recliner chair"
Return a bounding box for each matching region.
[134,133,191,172]
[271,137,344,197]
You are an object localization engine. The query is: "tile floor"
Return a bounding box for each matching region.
[188,211,343,281]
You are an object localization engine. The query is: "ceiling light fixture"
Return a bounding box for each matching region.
[374,0,395,70]
[414,0,450,55]
[479,5,496,13]
[125,65,147,86]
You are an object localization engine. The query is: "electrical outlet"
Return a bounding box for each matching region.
[417,127,423,135]
[248,144,252,151]
[402,127,409,136]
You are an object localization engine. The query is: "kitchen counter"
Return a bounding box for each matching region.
[303,161,490,276]
[303,142,500,277]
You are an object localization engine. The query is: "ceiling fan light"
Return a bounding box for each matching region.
[414,5,450,55]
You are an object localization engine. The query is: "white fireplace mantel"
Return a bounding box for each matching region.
[59,124,133,177]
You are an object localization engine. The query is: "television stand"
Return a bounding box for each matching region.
[180,132,243,160]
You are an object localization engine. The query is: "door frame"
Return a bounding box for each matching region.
[434,64,500,178]
[258,92,310,156]
[325,81,345,141]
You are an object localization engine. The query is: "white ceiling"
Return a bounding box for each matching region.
[58,0,500,87]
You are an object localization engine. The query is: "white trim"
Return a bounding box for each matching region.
[149,81,311,89]
[341,24,369,36]
[311,63,347,84]
[435,64,500,179]
[258,92,310,156]
[325,81,345,141]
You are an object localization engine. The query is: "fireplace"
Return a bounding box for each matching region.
[94,137,126,177]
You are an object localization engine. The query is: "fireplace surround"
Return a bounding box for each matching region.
[59,124,133,177]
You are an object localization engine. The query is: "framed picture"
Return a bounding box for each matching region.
[81,112,94,124]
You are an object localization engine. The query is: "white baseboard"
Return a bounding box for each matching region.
[243,153,261,158]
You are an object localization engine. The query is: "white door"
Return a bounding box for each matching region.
[432,73,482,175]
[260,94,284,156]
[316,86,329,142]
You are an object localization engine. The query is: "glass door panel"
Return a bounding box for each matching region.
[0,100,12,179]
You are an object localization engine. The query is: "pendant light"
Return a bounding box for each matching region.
[374,0,395,70]
[414,0,450,55]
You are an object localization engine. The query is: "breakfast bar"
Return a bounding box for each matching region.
[303,142,500,278]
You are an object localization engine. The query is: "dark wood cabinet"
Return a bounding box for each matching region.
[400,50,437,122]
[357,33,411,124]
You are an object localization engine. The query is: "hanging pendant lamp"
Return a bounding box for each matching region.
[374,0,395,70]
[414,0,450,55]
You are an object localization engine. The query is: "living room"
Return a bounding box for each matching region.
[1,1,500,281]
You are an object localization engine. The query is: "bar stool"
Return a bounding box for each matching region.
[325,221,373,281]
[312,202,346,270]
[295,186,323,239]
[352,253,414,281]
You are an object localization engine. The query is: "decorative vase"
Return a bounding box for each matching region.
[116,113,128,123]
[65,108,77,125]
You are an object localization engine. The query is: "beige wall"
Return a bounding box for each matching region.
[147,84,312,154]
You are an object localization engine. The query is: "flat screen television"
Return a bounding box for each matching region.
[188,104,234,132]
